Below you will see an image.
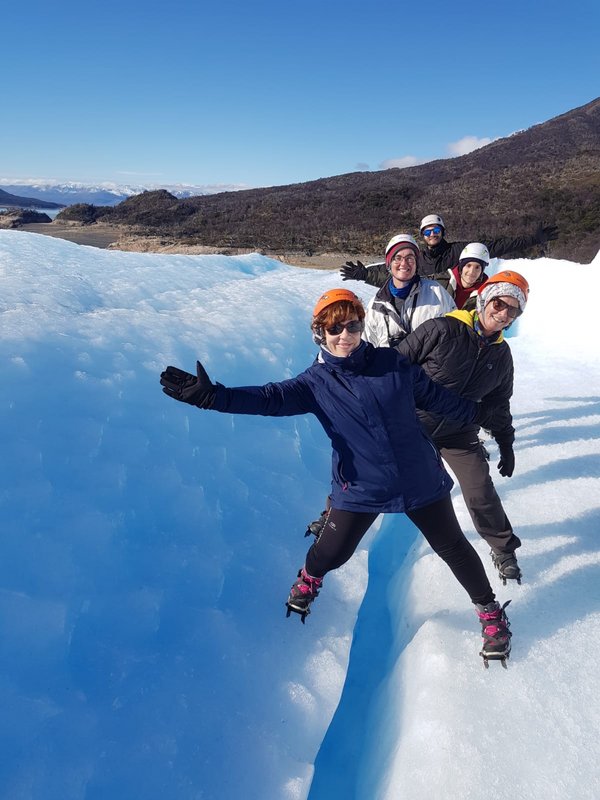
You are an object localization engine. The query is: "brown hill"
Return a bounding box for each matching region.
[58,97,600,263]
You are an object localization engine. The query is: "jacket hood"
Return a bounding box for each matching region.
[446,309,506,343]
[447,308,476,327]
[318,339,372,372]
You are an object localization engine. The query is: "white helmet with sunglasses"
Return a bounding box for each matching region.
[420,214,445,234]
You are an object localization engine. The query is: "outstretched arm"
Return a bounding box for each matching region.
[340,260,388,288]
[160,361,314,417]
[485,223,558,258]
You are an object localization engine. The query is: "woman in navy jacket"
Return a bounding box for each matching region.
[160,288,512,663]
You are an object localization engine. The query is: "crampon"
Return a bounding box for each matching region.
[285,568,322,624]
[476,599,512,668]
[491,551,522,585]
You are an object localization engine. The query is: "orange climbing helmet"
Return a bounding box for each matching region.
[312,288,363,319]
[476,269,529,317]
[478,270,530,300]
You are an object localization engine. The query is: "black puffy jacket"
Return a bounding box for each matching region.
[396,310,515,449]
[365,230,546,284]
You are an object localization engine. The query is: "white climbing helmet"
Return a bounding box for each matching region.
[458,242,490,267]
[420,214,445,233]
[384,234,420,267]
[385,233,419,257]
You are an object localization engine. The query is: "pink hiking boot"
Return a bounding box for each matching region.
[286,567,323,623]
[476,600,512,668]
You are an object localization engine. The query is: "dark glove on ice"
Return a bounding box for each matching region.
[160,361,216,409]
[536,223,558,243]
[497,442,515,478]
[340,260,368,282]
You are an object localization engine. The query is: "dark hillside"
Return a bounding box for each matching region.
[0,188,64,209]
[58,97,600,262]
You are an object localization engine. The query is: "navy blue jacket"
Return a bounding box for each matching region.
[211,342,478,514]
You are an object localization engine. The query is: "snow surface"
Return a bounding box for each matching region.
[0,230,599,800]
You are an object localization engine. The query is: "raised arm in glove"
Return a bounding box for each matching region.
[339,260,368,282]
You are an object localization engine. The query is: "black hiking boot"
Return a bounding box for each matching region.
[305,510,328,540]
[491,551,522,585]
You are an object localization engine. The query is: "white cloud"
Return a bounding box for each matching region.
[447,135,495,156]
[379,156,420,169]
[0,177,61,186]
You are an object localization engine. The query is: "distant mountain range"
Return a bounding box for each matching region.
[0,181,249,208]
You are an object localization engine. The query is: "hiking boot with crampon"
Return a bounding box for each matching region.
[476,599,512,668]
[491,551,522,585]
[286,568,323,623]
[305,510,328,540]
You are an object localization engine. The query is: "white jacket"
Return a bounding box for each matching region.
[363,277,456,348]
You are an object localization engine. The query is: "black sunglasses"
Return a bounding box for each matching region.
[489,297,522,319]
[325,320,364,335]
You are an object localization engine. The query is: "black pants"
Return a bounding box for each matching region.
[305,493,495,606]
[439,441,521,555]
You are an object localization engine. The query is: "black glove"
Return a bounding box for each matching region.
[340,260,368,282]
[497,441,515,477]
[160,360,216,409]
[536,223,558,243]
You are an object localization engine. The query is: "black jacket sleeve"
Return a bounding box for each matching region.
[431,270,453,295]
[364,261,389,288]
[484,232,541,258]
[485,355,515,445]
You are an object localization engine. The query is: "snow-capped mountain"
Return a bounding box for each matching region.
[0,179,250,207]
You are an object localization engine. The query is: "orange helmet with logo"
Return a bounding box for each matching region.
[312,288,362,319]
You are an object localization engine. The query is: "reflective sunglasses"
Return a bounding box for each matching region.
[422,226,442,237]
[489,297,522,319]
[325,320,364,335]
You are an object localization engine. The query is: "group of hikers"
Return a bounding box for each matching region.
[160,213,556,667]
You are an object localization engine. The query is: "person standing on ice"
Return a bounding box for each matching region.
[339,212,558,281]
[397,269,529,585]
[160,288,512,665]
[362,233,456,348]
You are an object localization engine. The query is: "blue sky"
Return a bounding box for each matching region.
[4,0,600,189]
